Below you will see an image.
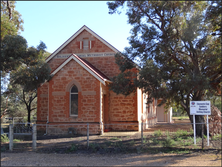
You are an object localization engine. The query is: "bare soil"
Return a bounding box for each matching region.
[1,119,221,166]
[1,150,221,166]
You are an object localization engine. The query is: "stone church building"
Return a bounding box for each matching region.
[36,25,172,135]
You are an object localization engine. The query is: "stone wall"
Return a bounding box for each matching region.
[37,82,49,123]
[47,59,101,123]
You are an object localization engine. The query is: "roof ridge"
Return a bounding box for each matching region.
[45,25,119,62]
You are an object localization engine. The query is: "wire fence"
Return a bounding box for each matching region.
[2,122,221,152]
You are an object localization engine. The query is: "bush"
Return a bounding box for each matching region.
[1,134,9,143]
[163,135,175,147]
[154,130,162,137]
[175,129,188,138]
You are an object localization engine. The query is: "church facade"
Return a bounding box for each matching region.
[36,25,172,135]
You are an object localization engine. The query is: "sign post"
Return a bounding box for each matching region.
[190,101,211,146]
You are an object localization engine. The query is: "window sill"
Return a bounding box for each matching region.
[70,115,78,117]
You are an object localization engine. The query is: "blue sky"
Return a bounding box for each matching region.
[15,1,132,53]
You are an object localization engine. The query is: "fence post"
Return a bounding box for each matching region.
[100,122,103,135]
[141,122,143,146]
[9,124,13,151]
[87,123,89,149]
[32,124,37,151]
[201,123,204,150]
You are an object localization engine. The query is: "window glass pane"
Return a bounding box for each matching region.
[71,85,78,93]
[71,94,78,115]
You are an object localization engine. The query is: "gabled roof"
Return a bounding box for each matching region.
[46,25,120,63]
[51,54,112,85]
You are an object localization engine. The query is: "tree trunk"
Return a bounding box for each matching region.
[27,104,31,124]
[28,110,31,123]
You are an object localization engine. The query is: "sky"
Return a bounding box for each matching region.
[15,1,132,54]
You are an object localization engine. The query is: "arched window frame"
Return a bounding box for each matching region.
[70,85,78,116]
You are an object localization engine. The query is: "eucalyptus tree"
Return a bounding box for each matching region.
[1,1,24,40]
[9,41,52,123]
[107,1,221,136]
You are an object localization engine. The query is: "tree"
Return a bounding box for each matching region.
[9,41,52,123]
[206,0,222,38]
[1,35,28,73]
[108,1,221,136]
[1,1,24,119]
[1,40,52,123]
[1,86,27,120]
[1,1,24,40]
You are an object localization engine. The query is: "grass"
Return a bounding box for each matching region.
[173,116,189,120]
[13,138,23,142]
[1,134,24,143]
[4,128,220,154]
[212,134,222,140]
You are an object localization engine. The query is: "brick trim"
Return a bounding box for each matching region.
[66,79,82,92]
[52,92,66,96]
[82,91,96,95]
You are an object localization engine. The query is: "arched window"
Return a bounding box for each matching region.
[70,85,78,116]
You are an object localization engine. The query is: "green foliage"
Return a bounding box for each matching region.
[183,141,192,146]
[205,1,222,37]
[129,140,135,146]
[13,138,22,142]
[175,137,183,142]
[174,129,188,138]
[89,143,98,152]
[163,136,175,147]
[211,134,222,140]
[1,35,28,73]
[154,130,162,137]
[1,1,24,40]
[1,134,9,143]
[1,88,27,118]
[177,116,189,120]
[110,53,137,96]
[108,1,221,137]
[2,40,52,122]
[0,1,51,123]
[209,95,221,111]
[152,138,161,145]
[69,143,77,152]
[10,61,51,92]
[165,130,170,136]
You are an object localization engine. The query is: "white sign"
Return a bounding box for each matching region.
[190,101,211,115]
[190,100,211,146]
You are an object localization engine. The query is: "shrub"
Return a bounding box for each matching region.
[175,129,188,138]
[175,137,183,141]
[1,134,9,143]
[69,143,77,152]
[154,130,162,137]
[165,130,170,136]
[212,134,222,140]
[163,136,175,147]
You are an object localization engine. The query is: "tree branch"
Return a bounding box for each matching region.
[6,0,12,20]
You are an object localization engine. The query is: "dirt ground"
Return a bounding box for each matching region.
[1,151,221,166]
[1,119,221,166]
